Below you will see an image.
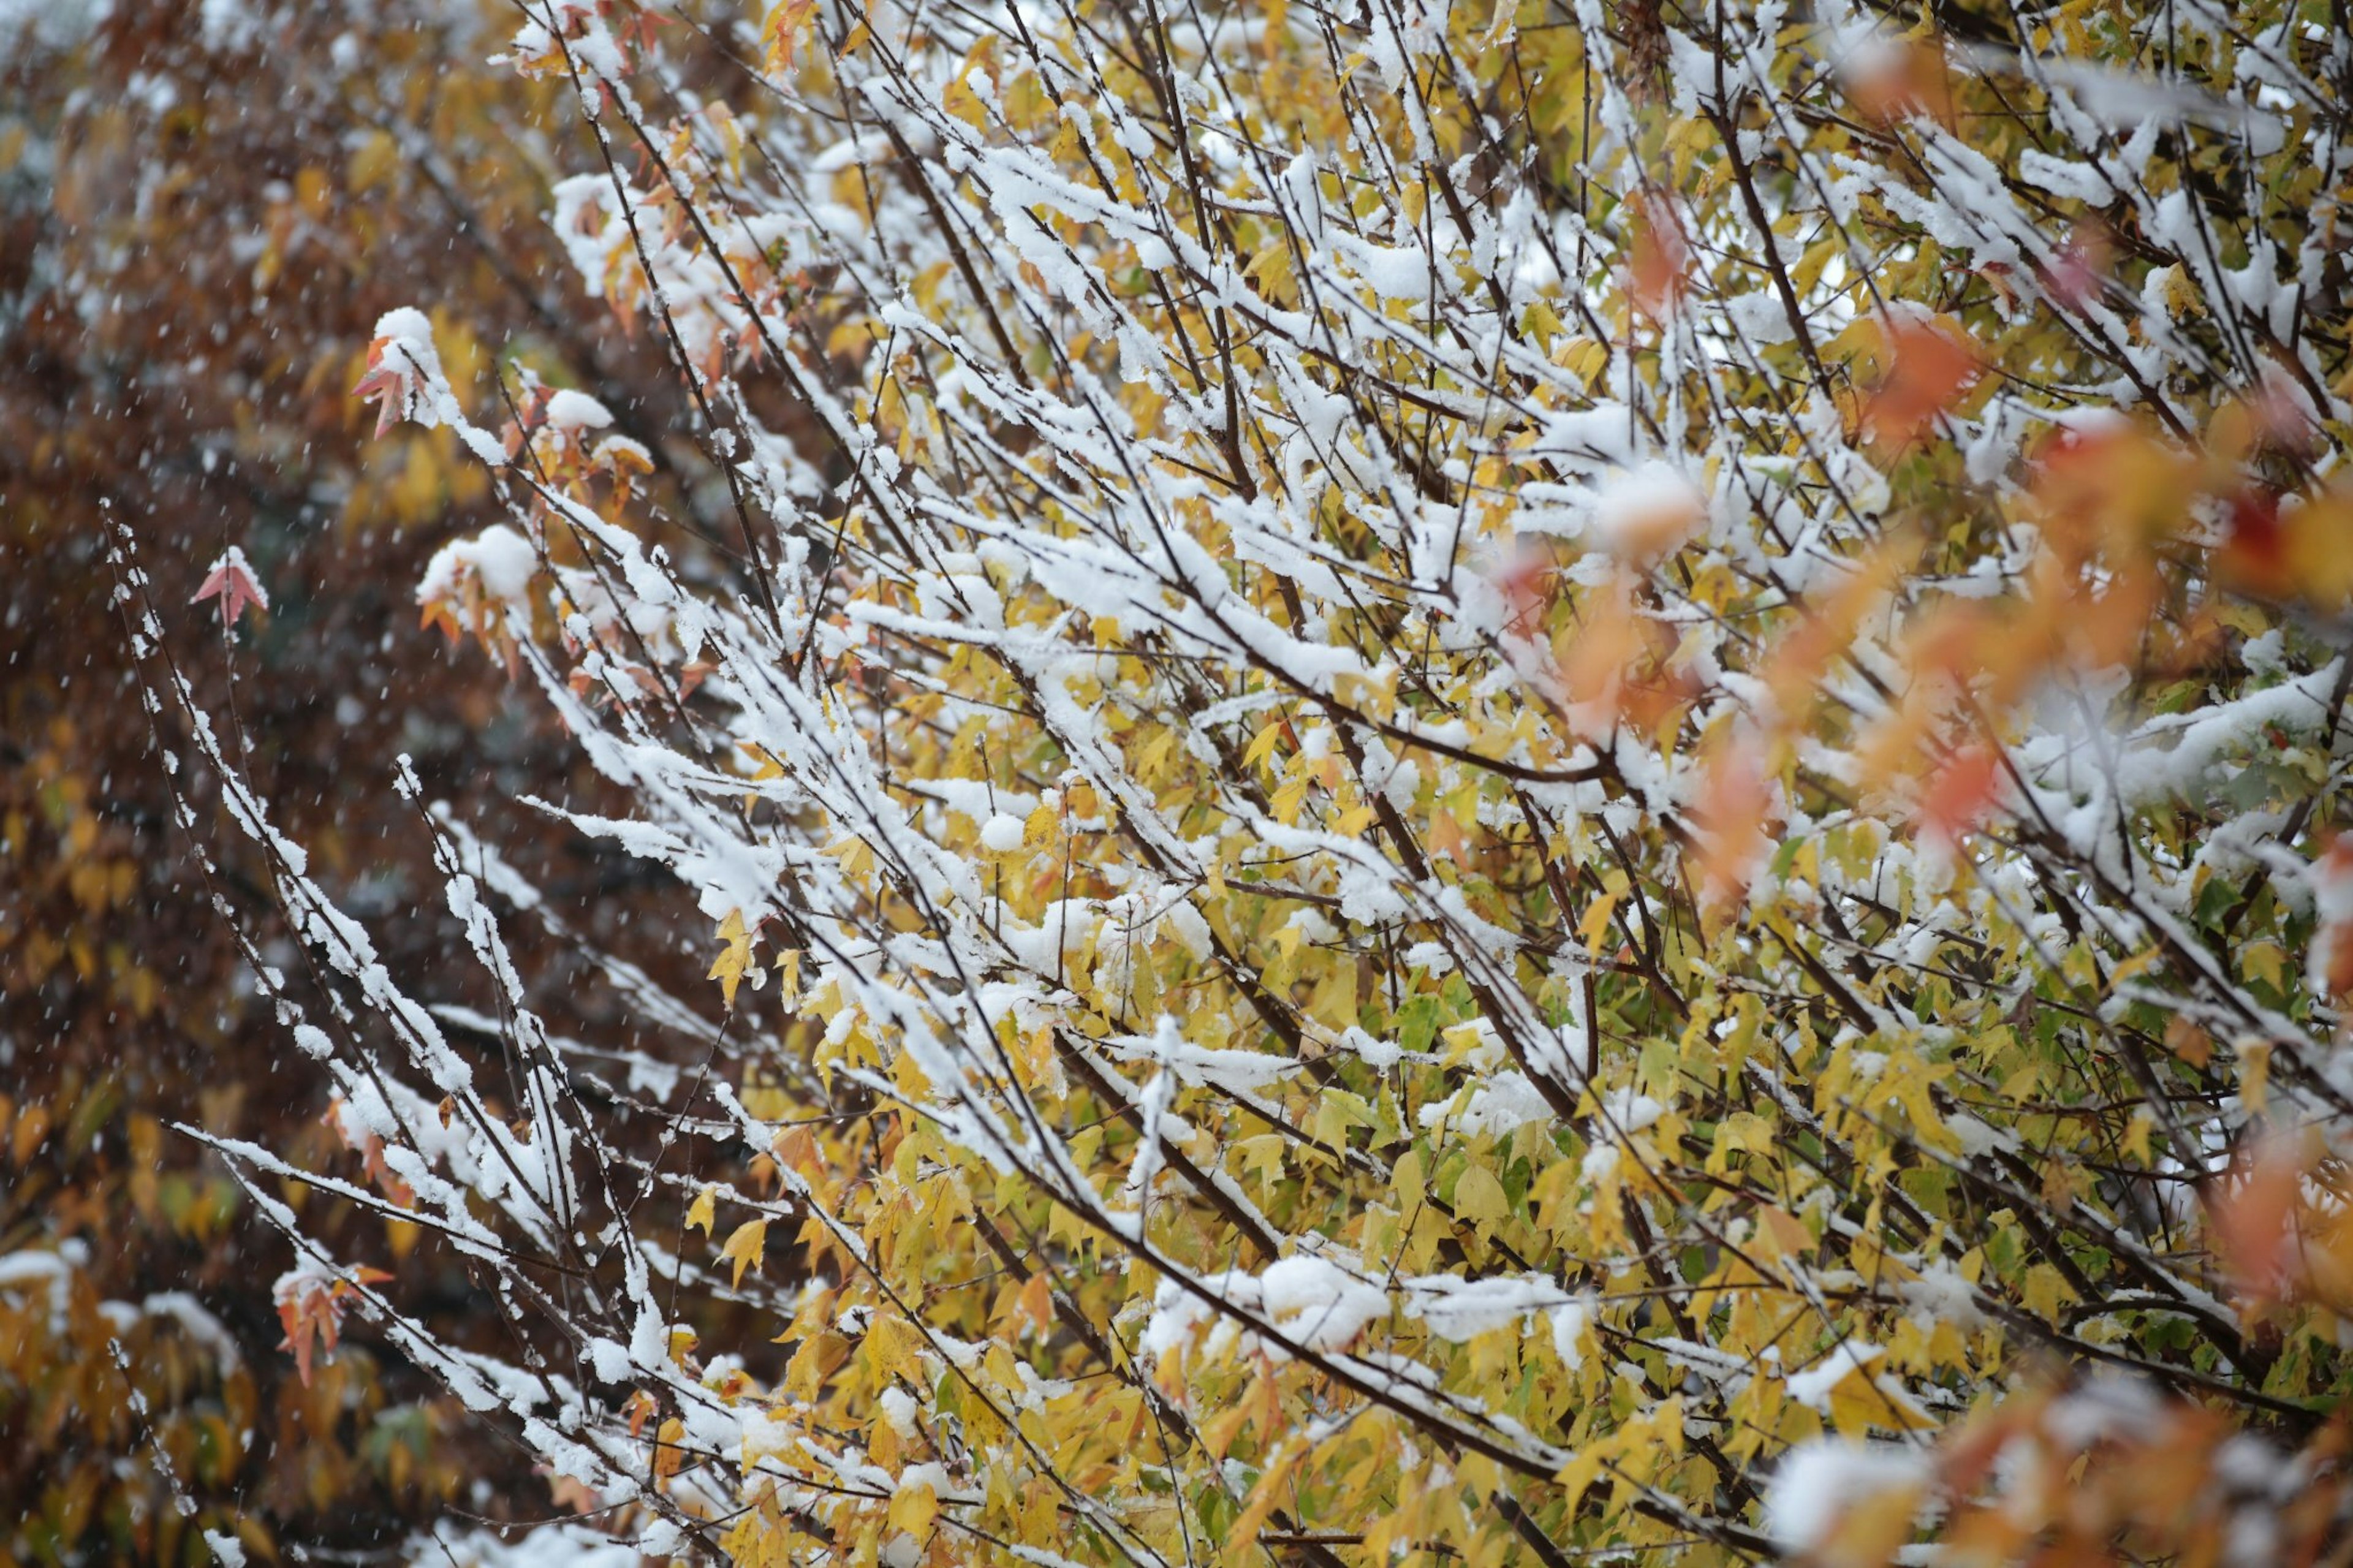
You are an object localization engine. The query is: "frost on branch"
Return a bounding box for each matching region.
[131,0,2353,1560]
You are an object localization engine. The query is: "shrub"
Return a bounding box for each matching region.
[137,0,2353,1559]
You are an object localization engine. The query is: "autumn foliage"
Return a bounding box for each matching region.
[100,0,2353,1562]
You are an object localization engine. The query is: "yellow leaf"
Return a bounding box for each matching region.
[2021,1263,2072,1326]
[763,0,819,74]
[1270,775,1310,825]
[887,1477,939,1539]
[2123,1110,2154,1165]
[653,1416,686,1480]
[1756,1204,1816,1260]
[720,1218,769,1288]
[686,1185,718,1237]
[1452,1163,1510,1233]
[709,910,752,1007]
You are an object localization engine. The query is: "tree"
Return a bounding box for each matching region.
[134,0,2353,1561]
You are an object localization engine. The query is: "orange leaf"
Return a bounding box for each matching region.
[1864,318,1980,446]
[1917,745,2003,850]
[1627,192,1689,319]
[1017,1270,1055,1335]
[2208,1139,2303,1312]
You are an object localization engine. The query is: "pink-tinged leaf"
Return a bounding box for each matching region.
[353,350,412,439]
[192,546,270,629]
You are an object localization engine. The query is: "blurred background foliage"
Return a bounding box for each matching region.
[0,2,724,1559]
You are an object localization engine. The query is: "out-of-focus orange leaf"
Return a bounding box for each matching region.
[2308,838,2353,1003]
[2028,417,2195,562]
[2218,487,2290,598]
[1689,740,1777,914]
[2207,1138,2303,1316]
[1916,744,2003,850]
[1627,192,1689,320]
[1863,317,1980,446]
[1496,544,1558,634]
[1553,588,1692,732]
[2218,485,2353,610]
[1844,36,1955,128]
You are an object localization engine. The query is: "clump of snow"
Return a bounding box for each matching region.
[1257,1255,1390,1351]
[1145,1254,1584,1366]
[1898,1260,1983,1330]
[878,1385,922,1439]
[1548,1297,1593,1369]
[407,1523,643,1567]
[979,813,1027,852]
[0,0,105,55]
[135,1291,243,1370]
[1401,1274,1573,1341]
[1419,1070,1555,1137]
[1763,1439,1931,1553]
[1784,1338,1885,1411]
[1588,461,1706,559]
[544,388,613,431]
[0,1244,88,1331]
[1599,1088,1664,1132]
[419,525,540,610]
[198,0,263,53]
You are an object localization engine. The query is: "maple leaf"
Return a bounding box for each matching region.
[500,377,555,459]
[273,1264,393,1386]
[708,909,753,1007]
[352,341,419,438]
[719,1218,768,1288]
[192,547,270,629]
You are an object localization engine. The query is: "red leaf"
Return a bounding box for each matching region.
[2218,488,2289,597]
